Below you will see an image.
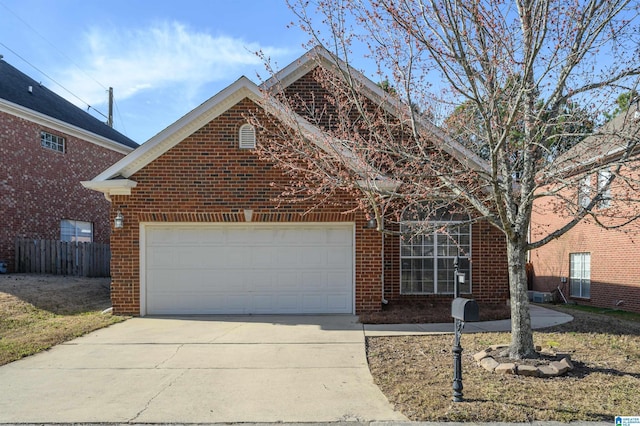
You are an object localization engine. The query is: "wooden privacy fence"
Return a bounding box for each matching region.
[14,239,110,277]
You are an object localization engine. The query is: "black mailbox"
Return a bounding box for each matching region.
[451,298,479,322]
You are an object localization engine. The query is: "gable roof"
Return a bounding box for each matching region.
[262,46,489,174]
[0,59,138,152]
[555,101,640,175]
[84,47,487,198]
[82,75,376,197]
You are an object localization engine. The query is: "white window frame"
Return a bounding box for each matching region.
[400,221,472,295]
[570,252,591,299]
[578,175,591,208]
[61,219,93,242]
[597,168,611,209]
[41,131,65,153]
[238,123,256,149]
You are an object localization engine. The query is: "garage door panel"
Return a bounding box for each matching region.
[328,247,352,267]
[327,293,351,310]
[251,246,275,267]
[300,271,324,289]
[299,246,327,267]
[327,272,351,290]
[327,228,352,243]
[276,272,299,290]
[144,224,354,315]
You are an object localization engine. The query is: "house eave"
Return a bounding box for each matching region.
[0,98,134,155]
[81,179,137,201]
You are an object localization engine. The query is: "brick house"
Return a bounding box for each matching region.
[531,102,640,313]
[0,59,138,272]
[83,47,509,316]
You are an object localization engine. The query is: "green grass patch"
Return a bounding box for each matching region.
[559,303,640,321]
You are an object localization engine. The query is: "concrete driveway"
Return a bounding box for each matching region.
[0,315,406,423]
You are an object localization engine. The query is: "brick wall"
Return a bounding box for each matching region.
[531,171,640,313]
[0,110,126,271]
[109,98,384,315]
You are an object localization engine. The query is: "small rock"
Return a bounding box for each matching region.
[556,352,572,362]
[495,362,516,374]
[535,345,542,352]
[473,350,489,362]
[550,360,569,375]
[490,344,509,351]
[480,356,500,372]
[560,357,574,371]
[516,364,540,377]
[538,364,560,377]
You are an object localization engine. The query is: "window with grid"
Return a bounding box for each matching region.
[400,218,471,295]
[61,220,93,242]
[41,131,65,153]
[570,252,590,298]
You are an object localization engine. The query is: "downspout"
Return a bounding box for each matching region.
[381,231,388,305]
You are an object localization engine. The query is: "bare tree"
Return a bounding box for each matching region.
[256,0,640,359]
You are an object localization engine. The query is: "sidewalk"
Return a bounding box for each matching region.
[363,305,573,337]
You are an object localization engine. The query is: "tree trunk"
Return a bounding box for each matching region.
[506,238,536,359]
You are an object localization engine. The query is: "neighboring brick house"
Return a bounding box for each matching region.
[531,102,640,313]
[83,47,509,316]
[0,59,138,272]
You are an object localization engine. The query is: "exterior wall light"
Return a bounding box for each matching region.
[114,210,124,229]
[366,215,377,229]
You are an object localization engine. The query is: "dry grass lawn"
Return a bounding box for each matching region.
[0,274,126,365]
[366,304,640,422]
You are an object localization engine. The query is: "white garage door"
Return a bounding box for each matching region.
[142,223,354,315]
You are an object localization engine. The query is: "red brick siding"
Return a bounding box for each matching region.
[383,220,509,305]
[0,110,126,271]
[109,99,383,315]
[531,170,640,313]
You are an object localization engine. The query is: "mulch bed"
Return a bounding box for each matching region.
[359,300,511,324]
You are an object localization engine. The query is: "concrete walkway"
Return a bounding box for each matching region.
[0,315,407,424]
[364,305,573,336]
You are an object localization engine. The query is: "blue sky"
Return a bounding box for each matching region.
[0,0,318,143]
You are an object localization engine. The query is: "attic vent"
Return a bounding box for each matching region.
[239,123,256,149]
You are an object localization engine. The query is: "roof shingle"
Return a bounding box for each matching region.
[0,59,138,149]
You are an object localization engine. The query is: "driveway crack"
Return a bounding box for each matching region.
[128,368,187,423]
[155,343,184,368]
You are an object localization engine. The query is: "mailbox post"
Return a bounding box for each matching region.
[451,257,479,402]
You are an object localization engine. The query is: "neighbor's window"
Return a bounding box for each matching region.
[41,131,65,153]
[578,175,591,208]
[61,220,93,242]
[570,252,590,299]
[400,204,472,295]
[238,123,256,149]
[597,168,612,208]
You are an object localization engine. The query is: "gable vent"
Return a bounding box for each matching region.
[239,123,256,149]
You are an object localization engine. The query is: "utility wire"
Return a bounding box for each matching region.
[0,41,109,120]
[0,0,131,133]
[114,99,128,136]
[0,1,108,91]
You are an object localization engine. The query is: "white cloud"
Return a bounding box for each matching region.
[55,21,290,108]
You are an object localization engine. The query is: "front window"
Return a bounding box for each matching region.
[61,220,93,242]
[400,205,472,295]
[570,252,590,298]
